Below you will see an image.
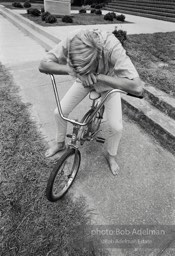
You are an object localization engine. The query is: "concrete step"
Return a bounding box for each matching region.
[144,85,175,120]
[105,6,175,22]
[122,95,175,155]
[107,3,175,14]
[3,7,60,44]
[0,5,59,51]
[105,0,175,22]
[109,0,175,6]
[105,5,175,18]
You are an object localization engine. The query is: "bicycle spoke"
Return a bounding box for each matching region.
[52,155,75,196]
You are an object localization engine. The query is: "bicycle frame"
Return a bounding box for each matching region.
[50,74,127,127]
[46,75,143,202]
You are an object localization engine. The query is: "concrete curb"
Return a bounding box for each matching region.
[144,85,175,120]
[122,95,175,155]
[0,5,174,155]
[0,5,59,50]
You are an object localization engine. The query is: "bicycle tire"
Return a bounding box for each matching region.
[46,148,81,202]
[91,104,104,134]
[79,109,94,144]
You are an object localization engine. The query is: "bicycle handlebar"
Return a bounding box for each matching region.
[49,74,143,126]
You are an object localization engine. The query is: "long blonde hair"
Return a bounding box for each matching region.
[68,29,103,76]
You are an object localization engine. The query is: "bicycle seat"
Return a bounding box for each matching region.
[89,90,101,100]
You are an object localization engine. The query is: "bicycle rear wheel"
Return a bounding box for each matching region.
[79,105,104,145]
[79,109,93,144]
[91,104,104,134]
[46,148,81,202]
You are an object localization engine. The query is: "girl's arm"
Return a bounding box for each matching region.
[39,41,71,75]
[97,74,144,97]
[39,60,72,75]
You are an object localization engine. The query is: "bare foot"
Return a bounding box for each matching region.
[45,142,66,158]
[106,153,120,175]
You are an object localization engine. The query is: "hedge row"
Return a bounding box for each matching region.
[104,12,125,21]
[12,1,31,8]
[79,9,126,21]
[26,8,74,23]
[72,0,107,7]
[79,8,102,15]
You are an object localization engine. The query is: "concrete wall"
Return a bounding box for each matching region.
[44,0,71,16]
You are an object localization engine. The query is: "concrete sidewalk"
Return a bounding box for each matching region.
[1,13,175,256]
[1,4,175,155]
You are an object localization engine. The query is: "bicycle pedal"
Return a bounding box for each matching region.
[96,137,105,143]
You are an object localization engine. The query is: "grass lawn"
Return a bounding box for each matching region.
[125,32,175,97]
[0,63,107,256]
[22,12,128,26]
[1,2,174,96]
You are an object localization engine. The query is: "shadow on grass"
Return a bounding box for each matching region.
[0,63,109,256]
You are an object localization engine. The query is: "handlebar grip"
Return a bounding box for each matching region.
[127,93,143,99]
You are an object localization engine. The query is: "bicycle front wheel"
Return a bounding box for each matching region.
[46,148,81,202]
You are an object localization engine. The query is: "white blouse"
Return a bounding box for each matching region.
[45,29,139,92]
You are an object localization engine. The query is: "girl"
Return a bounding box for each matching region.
[39,28,144,175]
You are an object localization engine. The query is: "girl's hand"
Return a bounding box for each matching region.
[67,65,77,78]
[77,73,98,87]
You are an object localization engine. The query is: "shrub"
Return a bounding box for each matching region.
[79,8,86,13]
[45,14,57,23]
[116,14,125,22]
[72,0,106,6]
[27,8,40,16]
[62,15,73,23]
[104,12,113,21]
[23,1,31,8]
[27,7,33,14]
[95,9,102,15]
[95,4,103,9]
[90,8,95,14]
[84,0,93,5]
[40,7,45,13]
[91,4,96,8]
[71,0,82,6]
[41,11,50,21]
[112,28,127,46]
[110,12,117,19]
[100,3,105,7]
[97,0,106,3]
[12,2,23,8]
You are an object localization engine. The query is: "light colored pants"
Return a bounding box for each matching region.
[54,80,123,156]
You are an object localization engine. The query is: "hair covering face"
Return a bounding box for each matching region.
[68,29,104,76]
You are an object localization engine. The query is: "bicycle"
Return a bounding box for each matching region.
[46,74,142,202]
